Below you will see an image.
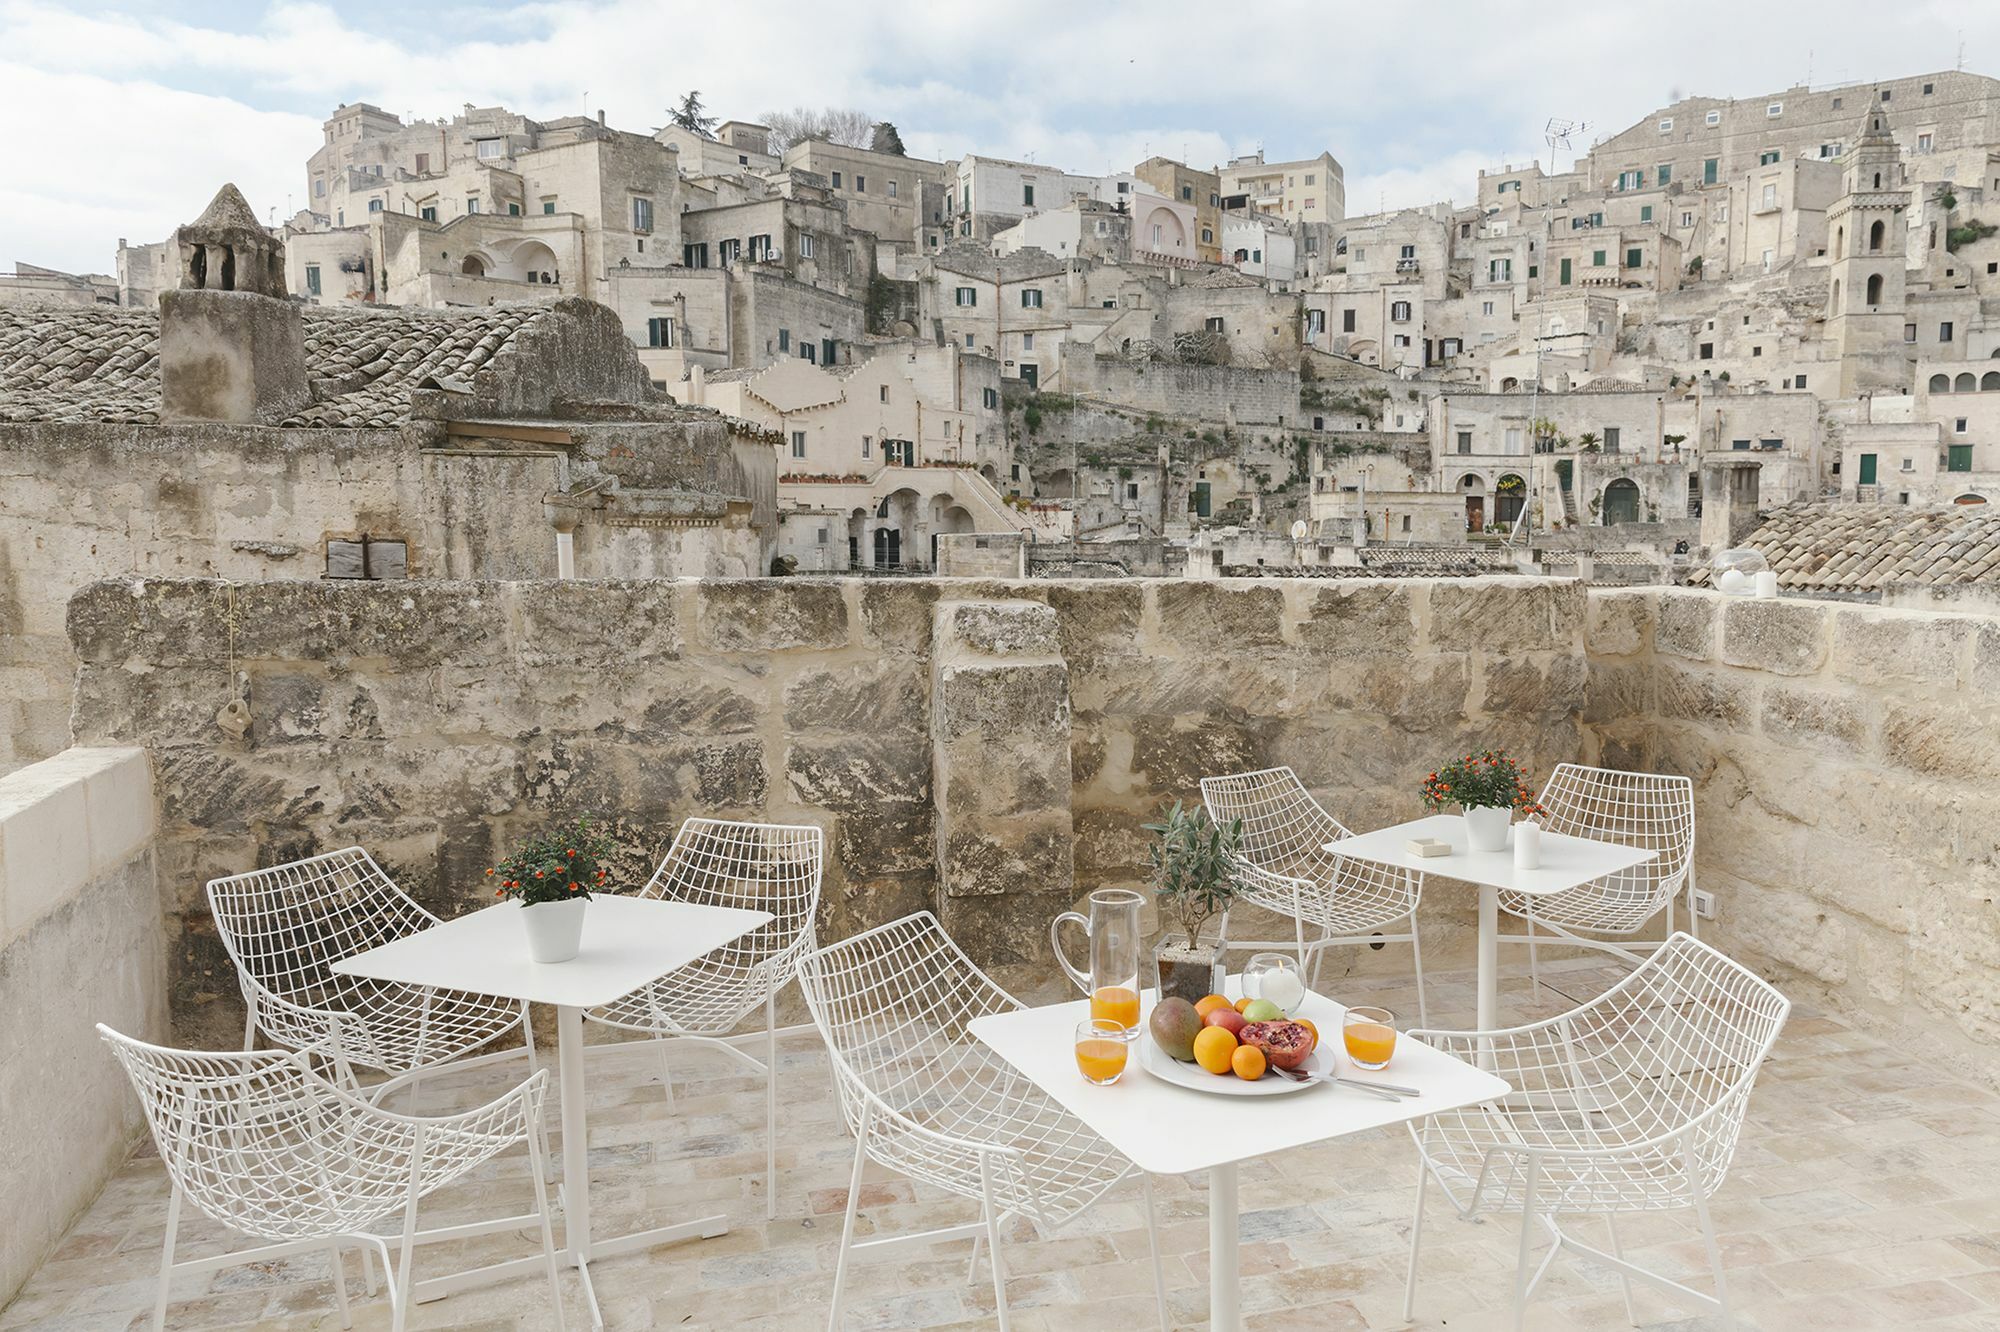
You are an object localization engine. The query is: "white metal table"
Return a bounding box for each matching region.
[970,983,1507,1332]
[333,894,773,1327]
[1328,813,1657,1032]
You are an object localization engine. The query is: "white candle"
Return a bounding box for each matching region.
[1754,570,1778,599]
[1259,967,1305,1014]
[1513,818,1542,871]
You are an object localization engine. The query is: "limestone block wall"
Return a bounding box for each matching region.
[1584,587,2000,1068]
[1062,353,1302,426]
[65,575,1586,1043]
[0,747,165,1307]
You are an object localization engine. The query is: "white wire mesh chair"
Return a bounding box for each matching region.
[586,818,823,1219]
[99,1024,564,1332]
[206,847,535,1096]
[1401,933,1789,1331]
[1201,766,1429,1026]
[1496,765,1698,985]
[795,912,1168,1332]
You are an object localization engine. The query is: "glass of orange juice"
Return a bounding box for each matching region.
[1343,1006,1397,1071]
[1089,985,1141,1035]
[1075,1018,1130,1085]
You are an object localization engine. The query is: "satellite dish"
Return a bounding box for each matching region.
[1290,520,1308,540]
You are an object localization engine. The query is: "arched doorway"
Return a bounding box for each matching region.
[460,253,489,277]
[1459,473,1487,531]
[1869,219,1885,252]
[1602,478,1641,525]
[1494,473,1525,526]
[1866,273,1883,305]
[509,240,559,284]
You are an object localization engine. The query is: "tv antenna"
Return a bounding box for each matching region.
[1545,117,1587,174]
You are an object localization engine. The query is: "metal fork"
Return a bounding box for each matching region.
[1272,1066,1423,1100]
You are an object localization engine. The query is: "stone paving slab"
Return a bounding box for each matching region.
[6,961,2000,1331]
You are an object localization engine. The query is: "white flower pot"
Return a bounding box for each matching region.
[520,897,587,963]
[1463,805,1512,853]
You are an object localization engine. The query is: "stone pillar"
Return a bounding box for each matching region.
[931,601,1074,987]
[159,290,308,424]
[1700,457,1761,552]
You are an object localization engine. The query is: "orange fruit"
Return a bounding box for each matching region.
[1194,994,1233,1020]
[1294,1018,1320,1051]
[1192,1025,1238,1075]
[1234,996,1256,1014]
[1231,1044,1267,1081]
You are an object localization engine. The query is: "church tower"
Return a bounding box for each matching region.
[1825,97,1910,394]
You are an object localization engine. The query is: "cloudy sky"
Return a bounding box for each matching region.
[2,0,1995,275]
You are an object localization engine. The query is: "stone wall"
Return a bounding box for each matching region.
[1583,587,2000,1070]
[0,747,164,1307]
[1062,351,1302,426]
[66,575,1586,1044]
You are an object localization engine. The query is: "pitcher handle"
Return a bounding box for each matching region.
[1049,911,1092,994]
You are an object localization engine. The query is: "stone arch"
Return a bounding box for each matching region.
[1865,273,1883,305]
[1931,373,1954,393]
[461,252,490,277]
[507,240,559,284]
[1957,373,1977,393]
[1499,376,1520,392]
[1602,477,1641,525]
[1983,372,2000,391]
[1954,493,1989,505]
[1869,219,1885,251]
[1494,472,1526,525]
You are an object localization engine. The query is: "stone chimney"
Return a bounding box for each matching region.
[159,183,308,424]
[1700,456,1762,552]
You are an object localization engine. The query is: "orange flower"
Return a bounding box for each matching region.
[567,848,577,857]
[485,868,494,876]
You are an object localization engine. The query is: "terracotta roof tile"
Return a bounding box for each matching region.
[1688,503,2000,595]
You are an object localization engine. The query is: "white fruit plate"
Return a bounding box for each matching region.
[1139,1038,1330,1097]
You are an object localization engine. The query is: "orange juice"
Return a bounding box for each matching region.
[1090,985,1140,1031]
[1075,1037,1129,1084]
[1343,1021,1397,1069]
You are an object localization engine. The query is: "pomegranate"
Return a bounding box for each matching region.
[1241,1020,1314,1072]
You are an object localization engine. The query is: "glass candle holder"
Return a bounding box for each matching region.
[1243,952,1306,1015]
[1343,1006,1397,1071]
[1074,1018,1130,1085]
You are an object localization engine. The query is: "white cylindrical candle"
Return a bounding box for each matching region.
[1754,570,1778,599]
[1513,818,1542,871]
[1259,966,1305,1014]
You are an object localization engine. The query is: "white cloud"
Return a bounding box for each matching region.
[4,0,2000,274]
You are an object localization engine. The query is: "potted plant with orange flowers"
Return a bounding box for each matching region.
[1423,751,1546,853]
[488,815,614,963]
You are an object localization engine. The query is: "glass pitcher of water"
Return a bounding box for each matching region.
[1050,888,1144,1033]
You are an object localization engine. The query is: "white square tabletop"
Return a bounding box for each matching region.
[1328,813,1658,898]
[969,983,1509,1177]
[331,895,773,1010]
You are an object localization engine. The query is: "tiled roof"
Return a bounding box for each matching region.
[0,303,555,428]
[1687,503,2000,594]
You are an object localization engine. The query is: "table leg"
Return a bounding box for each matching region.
[1477,884,1499,1033]
[1209,1161,1240,1332]
[557,1004,592,1261]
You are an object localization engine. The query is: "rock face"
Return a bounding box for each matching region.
[67,574,1588,1045]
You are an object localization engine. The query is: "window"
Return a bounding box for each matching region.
[1204,316,1225,332]
[965,333,974,347]
[1305,173,1316,185]
[1706,110,1722,126]
[1626,248,1642,268]
[1640,205,1653,222]
[717,237,740,265]
[682,243,708,268]
[1951,444,1973,471]
[1180,184,1193,200]
[1767,102,1783,117]
[1882,89,1893,101]
[1482,300,1494,316]
[1657,164,1672,185]
[1390,300,1411,322]
[875,384,888,404]
[861,436,871,459]
[1732,439,1752,451]
[790,431,806,459]
[542,200,555,214]
[304,264,321,296]
[1528,264,1538,277]
[507,202,520,216]
[1942,321,1955,342]
[1703,157,1718,185]
[1659,118,1674,133]
[1306,309,1325,335]
[315,179,326,197]
[1021,288,1042,308]
[1700,342,1714,359]
[1559,257,1572,285]
[1022,183,1035,206]
[1832,97,1843,110]
[1201,228,1214,244]
[799,234,815,258]
[1457,430,1473,454]
[1797,375,1809,389]
[1593,249,1607,266]
[1616,169,1644,191]
[631,197,653,232]
[1400,243,1416,260]
[420,205,436,222]
[749,233,772,261]
[1342,309,1356,332]
[463,196,480,215]
[1759,150,1780,165]
[831,171,842,187]
[1924,82,1934,95]
[1752,345,1763,357]
[852,175,865,193]
[955,286,977,307]
[325,537,407,580]
[1681,211,1695,227]
[983,387,999,409]
[1902,457,1916,471]
[1505,428,1523,452]
[887,179,898,197]
[778,329,790,352]
[1126,483,1139,500]
[1022,333,1034,350]
[476,138,503,159]
[646,317,675,348]
[1956,418,1969,434]
[365,197,382,213]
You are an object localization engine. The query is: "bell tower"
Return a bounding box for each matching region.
[1825,97,1909,394]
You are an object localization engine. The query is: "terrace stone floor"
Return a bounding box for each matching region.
[9,957,2000,1332]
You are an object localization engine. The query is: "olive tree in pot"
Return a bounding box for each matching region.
[489,815,614,963]
[1144,800,1245,1005]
